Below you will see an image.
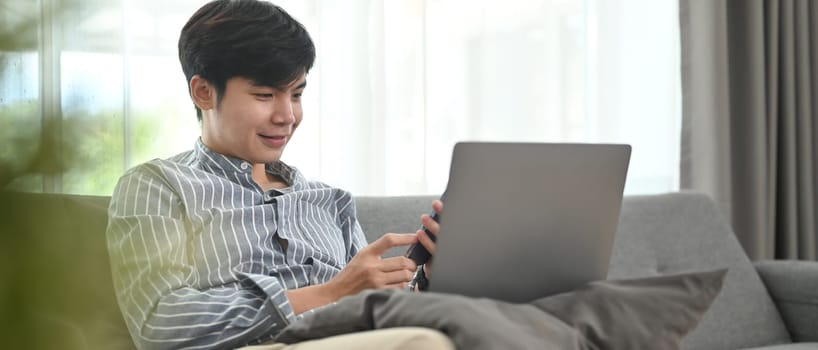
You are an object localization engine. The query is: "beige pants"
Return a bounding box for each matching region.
[239,327,455,350]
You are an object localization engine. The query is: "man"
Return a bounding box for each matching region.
[106,1,449,349]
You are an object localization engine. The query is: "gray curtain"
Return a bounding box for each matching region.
[680,0,817,260]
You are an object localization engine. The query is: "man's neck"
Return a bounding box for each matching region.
[251,163,288,191]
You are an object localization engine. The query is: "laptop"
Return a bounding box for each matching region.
[426,142,631,303]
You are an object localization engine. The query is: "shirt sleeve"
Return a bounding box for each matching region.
[106,165,291,350]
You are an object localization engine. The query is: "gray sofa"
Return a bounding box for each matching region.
[6,191,818,349]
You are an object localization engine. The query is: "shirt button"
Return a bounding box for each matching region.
[240,162,250,170]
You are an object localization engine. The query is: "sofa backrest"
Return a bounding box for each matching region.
[355,192,792,350]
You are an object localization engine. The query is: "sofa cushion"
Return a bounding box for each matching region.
[609,192,791,349]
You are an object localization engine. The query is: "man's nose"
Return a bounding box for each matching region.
[271,97,295,124]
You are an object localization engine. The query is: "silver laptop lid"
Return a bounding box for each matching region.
[427,142,631,303]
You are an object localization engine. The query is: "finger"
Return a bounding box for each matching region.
[379,256,417,272]
[417,229,436,256]
[432,200,443,215]
[367,233,418,255]
[421,214,440,236]
[381,269,416,285]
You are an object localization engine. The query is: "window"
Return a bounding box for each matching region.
[1,0,680,196]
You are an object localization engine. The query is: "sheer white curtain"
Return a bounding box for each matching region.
[0,0,680,196]
[279,0,681,196]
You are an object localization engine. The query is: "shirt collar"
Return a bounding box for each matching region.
[193,138,303,189]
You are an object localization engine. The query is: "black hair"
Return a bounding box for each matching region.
[178,0,316,121]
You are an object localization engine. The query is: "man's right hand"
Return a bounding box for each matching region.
[286,233,418,314]
[326,233,419,298]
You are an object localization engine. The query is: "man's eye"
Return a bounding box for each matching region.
[254,93,273,98]
[293,93,303,99]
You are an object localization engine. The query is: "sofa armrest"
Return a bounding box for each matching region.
[754,260,818,342]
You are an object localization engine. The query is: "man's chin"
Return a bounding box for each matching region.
[247,142,287,164]
[255,150,285,164]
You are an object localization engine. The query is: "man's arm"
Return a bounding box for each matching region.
[107,167,290,350]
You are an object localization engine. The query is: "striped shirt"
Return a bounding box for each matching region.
[106,139,368,350]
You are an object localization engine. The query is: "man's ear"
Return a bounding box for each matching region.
[190,75,216,111]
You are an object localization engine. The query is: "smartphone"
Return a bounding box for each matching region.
[404,194,445,265]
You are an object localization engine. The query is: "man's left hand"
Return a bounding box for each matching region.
[416,199,443,267]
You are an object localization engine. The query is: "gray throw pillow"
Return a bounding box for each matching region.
[532,268,727,350]
[274,269,726,350]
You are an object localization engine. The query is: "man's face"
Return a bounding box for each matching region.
[201,75,306,164]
